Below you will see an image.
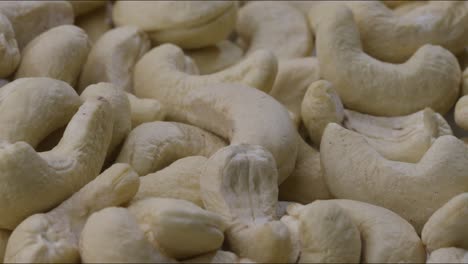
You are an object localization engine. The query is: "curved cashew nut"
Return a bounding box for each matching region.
[201,144,297,263]
[132,156,207,207]
[75,6,111,44]
[321,123,468,232]
[0,1,74,49]
[134,44,277,94]
[346,1,468,62]
[79,207,175,263]
[0,230,9,263]
[4,163,139,263]
[68,0,106,17]
[186,40,244,75]
[309,3,460,116]
[127,93,166,128]
[422,193,468,252]
[302,80,452,162]
[0,13,20,78]
[185,250,254,263]
[117,121,226,176]
[15,25,90,87]
[113,1,237,49]
[236,1,312,59]
[427,248,468,263]
[78,26,151,93]
[128,198,226,260]
[0,78,81,148]
[0,97,113,230]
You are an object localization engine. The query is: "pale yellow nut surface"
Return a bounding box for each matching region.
[0,13,19,78]
[186,40,244,74]
[427,247,468,263]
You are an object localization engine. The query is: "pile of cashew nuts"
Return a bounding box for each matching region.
[0,1,468,263]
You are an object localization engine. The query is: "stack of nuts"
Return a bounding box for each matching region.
[1,1,468,263]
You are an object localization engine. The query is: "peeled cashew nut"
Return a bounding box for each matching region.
[134,44,278,94]
[201,144,297,263]
[75,6,111,44]
[309,3,461,116]
[132,156,207,207]
[117,121,226,176]
[79,207,175,263]
[15,25,90,87]
[321,123,468,232]
[0,13,20,78]
[186,40,244,75]
[4,163,139,263]
[127,93,166,128]
[427,248,468,263]
[68,0,106,17]
[128,198,226,260]
[113,1,237,49]
[0,97,113,230]
[185,250,254,263]
[236,1,312,59]
[0,78,81,148]
[286,200,425,263]
[0,230,10,263]
[346,1,468,62]
[422,193,468,252]
[0,1,74,49]
[78,26,151,93]
[302,80,452,162]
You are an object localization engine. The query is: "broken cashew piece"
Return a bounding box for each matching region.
[128,198,226,260]
[309,3,460,116]
[236,1,312,59]
[117,121,226,176]
[15,25,90,87]
[127,93,166,128]
[4,163,139,263]
[186,40,244,74]
[427,248,468,263]
[78,26,151,93]
[80,207,175,263]
[0,13,20,78]
[113,1,237,49]
[201,144,297,263]
[321,123,468,232]
[0,97,113,230]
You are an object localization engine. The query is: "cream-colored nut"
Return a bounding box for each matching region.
[78,26,151,93]
[236,1,312,59]
[0,97,113,230]
[427,248,468,263]
[76,7,112,44]
[186,40,244,74]
[270,58,320,127]
[80,207,175,263]
[184,250,254,263]
[117,121,226,176]
[455,95,468,130]
[309,3,460,116]
[68,0,106,17]
[113,1,237,49]
[80,83,131,158]
[422,193,468,252]
[4,163,139,263]
[392,1,427,16]
[0,1,74,49]
[0,78,81,148]
[132,156,207,207]
[134,44,277,94]
[346,1,468,63]
[321,123,468,232]
[128,198,226,260]
[0,13,19,78]
[127,93,166,128]
[0,230,10,263]
[15,25,90,87]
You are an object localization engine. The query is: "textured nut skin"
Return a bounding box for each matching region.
[0,13,20,78]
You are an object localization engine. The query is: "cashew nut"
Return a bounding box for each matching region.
[186,40,244,74]
[427,248,468,263]
[132,156,207,207]
[0,1,74,49]
[0,97,113,230]
[128,198,226,260]
[15,25,90,87]
[127,93,166,128]
[117,121,226,176]
[455,95,468,132]
[309,3,461,116]
[346,1,468,62]
[0,13,20,78]
[321,123,468,232]
[75,7,112,44]
[79,207,175,263]
[68,0,106,17]
[78,26,151,93]
[4,163,139,263]
[236,1,312,59]
[392,1,427,16]
[113,1,237,49]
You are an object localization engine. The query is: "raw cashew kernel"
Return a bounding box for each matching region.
[0,13,20,78]
[128,198,226,260]
[427,248,468,263]
[4,163,139,263]
[127,93,166,128]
